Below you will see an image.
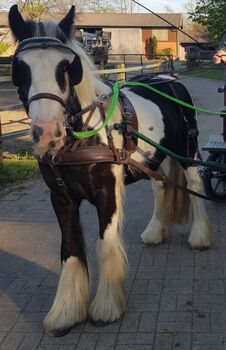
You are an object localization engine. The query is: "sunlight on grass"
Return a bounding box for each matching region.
[182,65,224,81]
[0,154,39,192]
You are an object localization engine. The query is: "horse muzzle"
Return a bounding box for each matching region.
[31,119,66,156]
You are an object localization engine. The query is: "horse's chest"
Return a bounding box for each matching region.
[61,163,116,202]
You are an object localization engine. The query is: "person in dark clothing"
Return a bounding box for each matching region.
[213,32,226,64]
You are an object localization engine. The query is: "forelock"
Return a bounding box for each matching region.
[33,21,69,43]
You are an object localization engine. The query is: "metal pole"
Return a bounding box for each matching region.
[223,67,226,142]
[140,54,143,74]
[0,115,3,164]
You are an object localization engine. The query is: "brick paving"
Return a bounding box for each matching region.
[1,77,226,349]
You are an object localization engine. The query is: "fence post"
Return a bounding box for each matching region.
[0,115,3,164]
[140,54,143,75]
[116,64,125,81]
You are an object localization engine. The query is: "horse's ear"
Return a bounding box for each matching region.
[59,6,75,38]
[68,54,83,86]
[8,5,27,41]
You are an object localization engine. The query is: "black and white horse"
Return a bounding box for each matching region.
[9,5,212,337]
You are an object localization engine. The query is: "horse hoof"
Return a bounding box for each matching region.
[89,317,115,327]
[45,324,76,337]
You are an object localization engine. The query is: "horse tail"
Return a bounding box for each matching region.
[163,158,190,225]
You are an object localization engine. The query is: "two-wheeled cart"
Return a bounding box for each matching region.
[202,66,226,199]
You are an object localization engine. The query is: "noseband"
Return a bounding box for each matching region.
[14,37,76,112]
[27,92,66,109]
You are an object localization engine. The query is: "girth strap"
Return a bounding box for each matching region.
[39,148,212,201]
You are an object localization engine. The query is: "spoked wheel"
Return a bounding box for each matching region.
[203,152,226,200]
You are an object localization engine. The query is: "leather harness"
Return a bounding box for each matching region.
[14,37,211,201]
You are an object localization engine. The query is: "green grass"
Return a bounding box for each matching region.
[0,154,40,192]
[0,64,11,76]
[181,65,224,81]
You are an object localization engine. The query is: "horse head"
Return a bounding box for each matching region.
[8,5,83,156]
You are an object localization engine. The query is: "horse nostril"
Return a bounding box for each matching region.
[55,129,62,138]
[32,126,44,143]
[55,123,62,138]
[49,141,56,149]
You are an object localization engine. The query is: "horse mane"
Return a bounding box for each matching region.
[67,38,112,108]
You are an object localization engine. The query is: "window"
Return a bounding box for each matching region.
[152,29,168,41]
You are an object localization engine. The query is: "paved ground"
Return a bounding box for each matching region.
[1,76,226,350]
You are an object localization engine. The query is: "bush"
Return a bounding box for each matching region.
[0,42,9,55]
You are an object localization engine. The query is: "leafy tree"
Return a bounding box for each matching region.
[17,0,55,19]
[189,0,226,43]
[151,36,158,55]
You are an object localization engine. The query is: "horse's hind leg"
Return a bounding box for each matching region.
[89,165,127,325]
[141,179,172,245]
[43,193,89,337]
[184,166,212,249]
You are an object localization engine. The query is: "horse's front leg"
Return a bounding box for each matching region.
[44,192,89,337]
[89,165,127,325]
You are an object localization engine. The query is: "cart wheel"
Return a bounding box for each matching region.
[203,152,226,200]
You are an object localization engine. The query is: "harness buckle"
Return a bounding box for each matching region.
[188,128,199,137]
[99,94,109,104]
[51,155,60,165]
[56,177,65,186]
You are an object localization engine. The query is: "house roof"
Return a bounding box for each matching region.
[75,13,183,28]
[178,30,211,44]
[0,11,183,28]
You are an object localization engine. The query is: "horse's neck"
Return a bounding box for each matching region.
[73,63,112,131]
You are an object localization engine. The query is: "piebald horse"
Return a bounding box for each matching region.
[9,5,212,337]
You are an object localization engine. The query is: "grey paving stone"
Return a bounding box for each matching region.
[84,320,120,333]
[127,294,160,312]
[117,332,154,345]
[147,280,163,294]
[138,312,157,332]
[120,312,140,332]
[95,333,118,350]
[210,313,226,332]
[115,346,151,350]
[131,280,148,294]
[160,295,177,311]
[0,332,24,350]
[17,333,43,350]
[193,311,210,332]
[157,320,192,333]
[0,333,7,344]
[173,333,192,350]
[75,333,99,350]
[0,311,19,333]
[41,333,79,345]
[193,333,226,345]
[37,345,75,350]
[154,333,173,350]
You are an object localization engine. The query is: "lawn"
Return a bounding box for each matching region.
[181,64,224,81]
[0,154,40,193]
[0,64,11,76]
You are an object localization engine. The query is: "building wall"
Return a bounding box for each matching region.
[142,28,178,58]
[104,28,142,54]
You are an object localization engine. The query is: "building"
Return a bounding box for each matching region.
[0,11,211,59]
[75,13,183,58]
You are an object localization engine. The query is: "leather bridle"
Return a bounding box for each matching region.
[13,37,76,112]
[26,92,67,109]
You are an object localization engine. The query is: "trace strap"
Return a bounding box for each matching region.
[118,81,226,116]
[72,80,226,140]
